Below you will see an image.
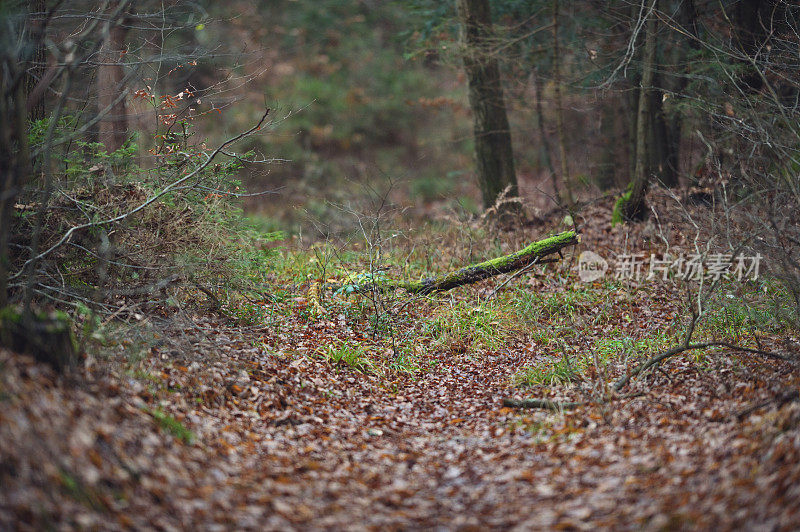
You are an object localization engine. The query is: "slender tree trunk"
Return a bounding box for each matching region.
[0,3,40,307]
[552,0,574,205]
[0,78,31,308]
[23,0,47,123]
[532,69,561,203]
[626,80,639,184]
[97,14,130,155]
[662,0,697,189]
[647,79,678,187]
[595,98,618,190]
[619,0,658,221]
[457,0,518,209]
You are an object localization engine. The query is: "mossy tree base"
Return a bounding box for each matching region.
[612,187,648,225]
[0,306,78,372]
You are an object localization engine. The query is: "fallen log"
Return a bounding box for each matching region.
[397,230,578,294]
[310,231,579,312]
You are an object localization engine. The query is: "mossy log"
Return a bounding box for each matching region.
[399,230,577,294]
[0,306,77,372]
[308,231,578,314]
[375,230,578,295]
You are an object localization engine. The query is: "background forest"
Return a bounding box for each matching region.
[1,0,800,529]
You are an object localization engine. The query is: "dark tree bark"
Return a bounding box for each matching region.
[457,0,518,209]
[650,0,698,189]
[625,78,639,184]
[97,12,130,155]
[0,81,28,308]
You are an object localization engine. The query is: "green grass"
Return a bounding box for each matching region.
[318,340,377,373]
[702,290,795,338]
[515,354,582,386]
[146,407,195,444]
[592,328,679,361]
[58,469,108,511]
[423,300,515,353]
[509,285,604,324]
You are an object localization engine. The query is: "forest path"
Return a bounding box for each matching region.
[3,310,798,529]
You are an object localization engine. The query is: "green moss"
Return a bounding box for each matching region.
[611,189,632,226]
[404,230,578,293]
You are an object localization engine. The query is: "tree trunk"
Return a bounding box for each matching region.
[402,231,577,294]
[732,0,767,92]
[0,61,32,309]
[595,97,620,190]
[552,0,574,205]
[457,0,518,209]
[532,69,561,203]
[615,0,657,223]
[625,80,639,184]
[0,3,47,306]
[657,0,698,189]
[97,14,130,155]
[647,80,678,187]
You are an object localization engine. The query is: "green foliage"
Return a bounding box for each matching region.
[13,107,286,326]
[509,285,601,326]
[411,171,459,202]
[335,270,390,296]
[29,115,139,181]
[64,138,139,179]
[592,330,677,362]
[400,0,458,53]
[28,115,79,147]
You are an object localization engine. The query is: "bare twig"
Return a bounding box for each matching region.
[614,340,788,392]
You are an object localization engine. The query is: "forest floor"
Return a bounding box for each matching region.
[2,196,800,530]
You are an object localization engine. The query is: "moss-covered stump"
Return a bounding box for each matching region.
[0,306,78,372]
